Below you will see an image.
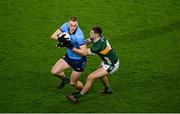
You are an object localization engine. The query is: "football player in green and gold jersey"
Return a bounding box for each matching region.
[66,26,120,103]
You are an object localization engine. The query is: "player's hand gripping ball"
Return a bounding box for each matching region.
[57,32,73,49]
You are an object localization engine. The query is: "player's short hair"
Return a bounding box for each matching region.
[92,26,103,36]
[69,16,78,22]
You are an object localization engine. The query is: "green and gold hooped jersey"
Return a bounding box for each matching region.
[90,36,118,65]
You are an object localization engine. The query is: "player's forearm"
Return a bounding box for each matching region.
[50,34,58,41]
[50,28,62,41]
[87,48,94,55]
[72,48,88,56]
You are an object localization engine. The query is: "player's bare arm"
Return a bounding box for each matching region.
[87,48,94,55]
[50,28,62,41]
[72,44,88,56]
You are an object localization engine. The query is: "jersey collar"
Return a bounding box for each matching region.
[68,27,78,35]
[93,37,101,43]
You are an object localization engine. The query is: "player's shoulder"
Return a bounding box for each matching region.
[74,27,84,38]
[76,27,84,35]
[60,22,68,32]
[60,22,68,27]
[95,36,106,44]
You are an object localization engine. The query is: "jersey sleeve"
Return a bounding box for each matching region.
[90,42,107,54]
[59,23,68,32]
[90,44,102,53]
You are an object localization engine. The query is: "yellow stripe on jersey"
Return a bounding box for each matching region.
[99,46,110,55]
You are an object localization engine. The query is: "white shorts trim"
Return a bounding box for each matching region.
[101,60,119,74]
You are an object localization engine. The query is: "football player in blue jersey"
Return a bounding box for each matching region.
[50,16,88,91]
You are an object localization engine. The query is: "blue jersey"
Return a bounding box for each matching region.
[59,22,85,59]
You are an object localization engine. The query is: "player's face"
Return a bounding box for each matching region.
[68,21,78,33]
[89,30,98,39]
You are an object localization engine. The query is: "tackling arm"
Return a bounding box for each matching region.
[87,48,95,55]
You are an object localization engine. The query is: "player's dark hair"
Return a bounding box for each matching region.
[69,16,77,22]
[92,26,103,36]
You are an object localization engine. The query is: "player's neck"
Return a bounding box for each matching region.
[93,37,101,43]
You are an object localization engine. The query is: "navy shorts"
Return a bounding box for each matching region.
[63,54,86,72]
